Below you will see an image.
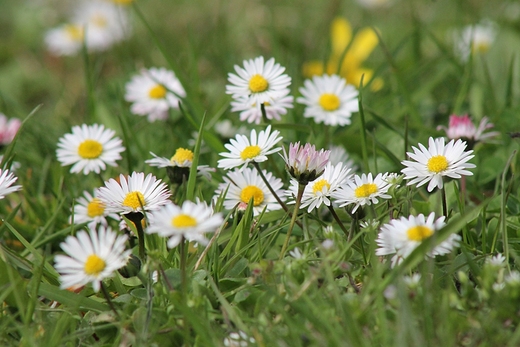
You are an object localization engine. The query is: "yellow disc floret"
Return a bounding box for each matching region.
[122,191,145,210]
[249,74,269,93]
[171,214,198,228]
[78,140,103,159]
[312,179,331,194]
[319,93,341,111]
[65,25,84,41]
[427,155,449,173]
[87,198,105,218]
[407,225,434,241]
[149,84,167,99]
[84,254,106,275]
[354,183,378,198]
[240,185,264,206]
[171,148,194,166]
[240,145,261,160]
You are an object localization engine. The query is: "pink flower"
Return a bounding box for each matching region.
[0,114,21,146]
[437,114,499,143]
[281,142,330,184]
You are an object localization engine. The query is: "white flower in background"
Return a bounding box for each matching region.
[286,161,352,212]
[401,137,475,192]
[0,169,21,199]
[145,148,215,180]
[355,0,392,9]
[96,172,171,214]
[147,201,223,248]
[454,21,497,62]
[485,253,506,268]
[125,67,186,122]
[328,145,358,172]
[289,247,304,260]
[332,173,392,213]
[375,212,460,267]
[45,24,85,56]
[54,226,130,292]
[218,125,282,171]
[403,273,421,288]
[505,271,520,286]
[214,120,249,139]
[297,74,359,126]
[223,331,256,347]
[226,56,291,108]
[214,167,285,216]
[437,114,499,144]
[56,124,125,175]
[230,91,293,124]
[71,190,120,229]
[0,113,21,147]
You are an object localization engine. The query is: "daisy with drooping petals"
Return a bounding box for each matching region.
[96,172,171,214]
[375,212,461,267]
[71,190,120,229]
[332,173,392,213]
[214,167,285,216]
[437,114,499,145]
[0,169,21,199]
[286,162,352,213]
[54,226,131,292]
[0,113,21,147]
[56,124,125,175]
[125,67,186,122]
[282,142,330,185]
[401,137,476,192]
[146,148,215,182]
[230,91,294,124]
[218,125,283,171]
[297,74,359,126]
[226,56,291,108]
[147,200,223,248]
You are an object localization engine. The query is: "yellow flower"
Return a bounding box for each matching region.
[303,18,383,91]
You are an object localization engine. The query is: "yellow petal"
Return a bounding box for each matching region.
[344,67,374,88]
[347,27,379,64]
[302,61,325,78]
[331,18,352,58]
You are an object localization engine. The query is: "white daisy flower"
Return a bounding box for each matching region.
[56,124,125,175]
[44,23,84,56]
[286,162,352,212]
[403,273,421,288]
[145,148,215,180]
[0,169,21,199]
[505,271,520,286]
[147,200,223,248]
[125,67,186,122]
[214,167,285,216]
[328,145,358,172]
[214,120,249,139]
[355,0,392,9]
[54,226,131,292]
[71,190,120,229]
[230,91,294,124]
[297,74,359,126]
[375,212,461,267]
[485,253,506,268]
[96,172,171,214]
[281,142,331,184]
[223,331,256,347]
[226,56,291,108]
[332,173,392,213]
[401,137,476,192]
[0,113,21,147]
[218,125,283,171]
[454,21,497,62]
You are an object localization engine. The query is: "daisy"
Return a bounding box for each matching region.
[145,148,215,182]
[147,200,223,248]
[214,120,249,140]
[125,67,186,122]
[71,190,120,229]
[214,167,285,216]
[297,74,359,126]
[375,212,461,267]
[355,0,392,8]
[218,125,282,171]
[328,145,358,172]
[454,21,497,62]
[437,114,499,144]
[286,162,352,212]
[56,124,125,175]
[401,137,476,192]
[226,56,291,108]
[281,142,330,185]
[230,91,294,124]
[0,169,21,199]
[332,172,392,213]
[44,24,84,56]
[54,226,131,292]
[0,113,21,147]
[96,172,171,214]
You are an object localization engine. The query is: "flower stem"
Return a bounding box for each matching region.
[440,186,448,219]
[100,282,120,319]
[126,212,146,260]
[279,182,305,259]
[180,235,187,297]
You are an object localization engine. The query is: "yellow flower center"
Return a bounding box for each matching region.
[240,145,261,160]
[472,42,490,54]
[78,139,103,159]
[65,25,83,41]
[319,93,341,111]
[84,254,106,275]
[171,148,194,165]
[249,74,269,93]
[354,183,378,198]
[149,84,167,99]
[122,191,145,210]
[240,185,264,206]
[91,14,107,28]
[111,0,132,4]
[427,155,449,173]
[87,198,105,218]
[312,179,331,194]
[171,214,198,228]
[407,225,434,241]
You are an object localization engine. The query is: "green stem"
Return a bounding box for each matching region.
[101,282,120,319]
[440,185,448,219]
[126,212,146,260]
[327,204,350,239]
[180,235,187,297]
[279,183,305,259]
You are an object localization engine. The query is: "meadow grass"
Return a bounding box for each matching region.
[1,0,520,346]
